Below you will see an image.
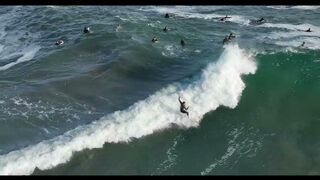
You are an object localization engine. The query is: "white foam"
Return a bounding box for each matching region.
[266,6,290,10]
[267,6,320,10]
[274,36,320,50]
[177,12,250,26]
[0,44,257,175]
[0,46,41,71]
[259,22,320,51]
[11,97,33,109]
[228,15,251,26]
[143,6,250,26]
[153,135,182,174]
[147,23,160,28]
[291,6,320,10]
[261,23,320,33]
[162,45,180,58]
[145,7,221,20]
[268,31,320,41]
[45,6,60,9]
[141,6,225,15]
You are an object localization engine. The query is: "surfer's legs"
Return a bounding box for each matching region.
[181,109,189,117]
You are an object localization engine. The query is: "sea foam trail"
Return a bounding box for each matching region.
[143,6,250,26]
[0,44,257,175]
[290,6,320,10]
[0,46,41,71]
[274,37,320,51]
[267,6,320,10]
[261,23,320,33]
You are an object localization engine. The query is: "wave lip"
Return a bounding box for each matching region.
[0,44,257,175]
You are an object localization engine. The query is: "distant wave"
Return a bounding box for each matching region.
[260,23,320,33]
[142,6,251,26]
[267,6,320,10]
[260,23,320,51]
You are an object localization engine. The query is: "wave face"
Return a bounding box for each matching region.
[0,44,257,175]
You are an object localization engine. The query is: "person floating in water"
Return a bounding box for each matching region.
[55,39,64,46]
[163,26,169,32]
[305,28,312,32]
[165,13,170,18]
[152,36,158,43]
[178,96,189,117]
[220,15,231,21]
[257,18,265,23]
[299,41,305,47]
[83,26,91,34]
[181,39,185,46]
[223,33,236,44]
[251,18,265,25]
[228,33,236,40]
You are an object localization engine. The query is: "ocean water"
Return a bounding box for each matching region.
[0,6,320,175]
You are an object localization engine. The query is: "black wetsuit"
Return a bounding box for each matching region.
[220,16,230,21]
[179,97,189,117]
[181,39,185,46]
[83,27,90,34]
[228,35,236,40]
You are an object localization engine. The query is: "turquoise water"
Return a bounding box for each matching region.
[0,6,320,175]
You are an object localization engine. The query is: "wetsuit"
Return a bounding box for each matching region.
[179,97,189,117]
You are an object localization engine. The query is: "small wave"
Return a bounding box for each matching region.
[266,6,291,10]
[46,5,56,8]
[274,37,320,51]
[261,23,320,33]
[0,46,41,71]
[267,6,320,10]
[143,6,250,26]
[291,6,320,10]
